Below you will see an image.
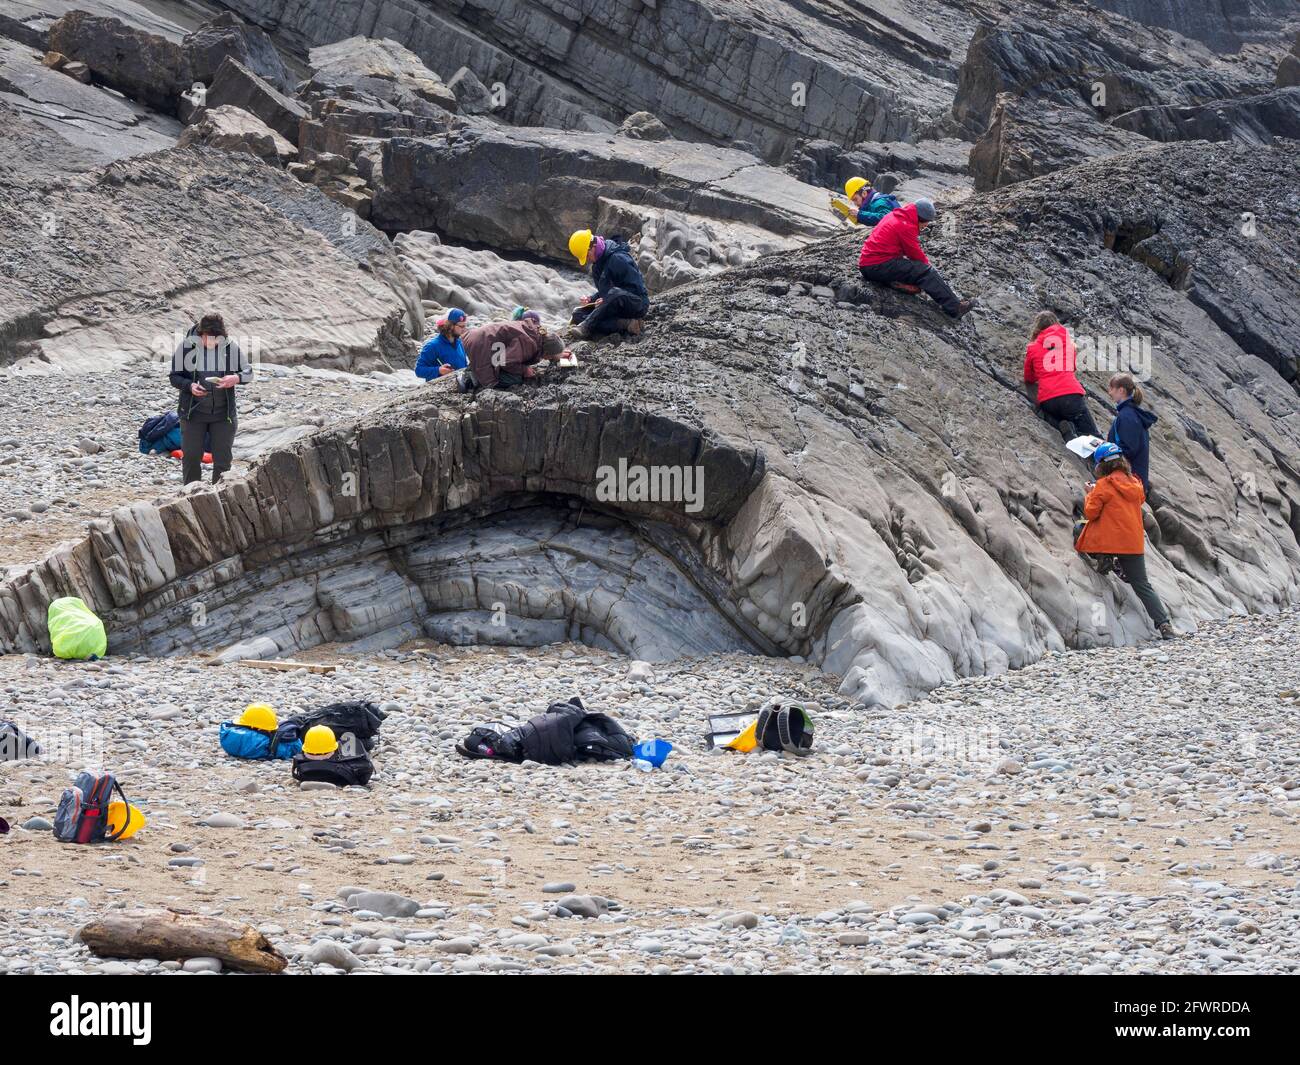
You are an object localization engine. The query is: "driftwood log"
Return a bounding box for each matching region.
[78,909,287,973]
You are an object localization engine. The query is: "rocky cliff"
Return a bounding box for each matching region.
[3,139,1296,708]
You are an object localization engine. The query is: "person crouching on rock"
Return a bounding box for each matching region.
[169,313,250,485]
[459,319,566,391]
[1023,311,1101,439]
[843,176,900,227]
[857,198,976,319]
[415,307,469,381]
[1074,442,1175,640]
[567,229,650,339]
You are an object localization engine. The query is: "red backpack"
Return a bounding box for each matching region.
[53,771,130,844]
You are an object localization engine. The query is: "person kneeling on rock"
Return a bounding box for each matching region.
[415,307,469,380]
[169,313,251,485]
[1074,442,1175,640]
[857,198,976,319]
[566,229,650,339]
[459,319,566,391]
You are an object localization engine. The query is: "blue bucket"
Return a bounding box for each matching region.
[633,738,673,768]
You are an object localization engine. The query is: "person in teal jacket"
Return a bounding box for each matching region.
[843,176,901,226]
[415,308,469,380]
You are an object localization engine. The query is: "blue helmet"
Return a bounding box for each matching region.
[1092,442,1123,465]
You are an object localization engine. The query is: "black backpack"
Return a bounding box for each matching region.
[0,722,41,761]
[291,746,375,788]
[53,771,130,844]
[281,701,386,753]
[755,702,815,756]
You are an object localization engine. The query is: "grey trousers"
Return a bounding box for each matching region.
[1114,553,1170,627]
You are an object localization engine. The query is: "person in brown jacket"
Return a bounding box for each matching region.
[1075,442,1174,639]
[459,320,565,391]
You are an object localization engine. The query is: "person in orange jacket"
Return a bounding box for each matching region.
[1075,442,1174,639]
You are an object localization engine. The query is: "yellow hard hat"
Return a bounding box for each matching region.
[237,703,277,731]
[303,725,338,756]
[568,228,594,265]
[107,801,145,840]
[844,176,870,199]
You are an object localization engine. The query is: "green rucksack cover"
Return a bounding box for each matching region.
[47,597,107,660]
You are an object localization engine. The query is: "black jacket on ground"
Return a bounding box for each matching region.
[460,698,635,765]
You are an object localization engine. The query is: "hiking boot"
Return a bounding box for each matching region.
[1093,555,1114,576]
[1159,622,1176,640]
[617,318,644,336]
[950,298,978,319]
[566,323,592,342]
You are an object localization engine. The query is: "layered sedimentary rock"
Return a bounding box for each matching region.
[0,145,417,371]
[371,121,836,270]
[955,16,1296,189]
[3,141,1296,708]
[216,0,978,157]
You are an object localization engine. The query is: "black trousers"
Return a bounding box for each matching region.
[859,260,960,315]
[181,415,236,485]
[575,288,650,335]
[1114,553,1170,627]
[1038,393,1100,439]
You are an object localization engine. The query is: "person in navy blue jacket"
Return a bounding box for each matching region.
[1106,372,1158,493]
[567,229,650,339]
[415,308,469,380]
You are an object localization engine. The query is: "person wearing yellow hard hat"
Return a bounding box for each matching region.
[219,703,302,760]
[834,176,901,227]
[566,229,650,341]
[302,725,338,761]
[107,800,146,840]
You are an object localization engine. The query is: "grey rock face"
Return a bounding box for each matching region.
[371,121,836,265]
[952,15,1291,189]
[215,0,969,157]
[183,11,295,96]
[306,36,456,113]
[1111,86,1300,144]
[0,146,414,371]
[394,232,591,324]
[47,9,188,114]
[178,104,297,166]
[205,56,307,143]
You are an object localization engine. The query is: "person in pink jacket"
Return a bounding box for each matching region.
[1023,311,1100,439]
[858,199,976,318]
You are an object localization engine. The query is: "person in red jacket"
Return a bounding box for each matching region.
[1023,311,1100,439]
[858,198,976,318]
[1075,442,1174,639]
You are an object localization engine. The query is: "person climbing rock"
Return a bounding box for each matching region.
[1106,372,1157,494]
[857,198,976,318]
[1075,442,1175,639]
[169,313,250,485]
[460,318,566,391]
[415,307,468,380]
[841,176,900,226]
[1023,311,1101,439]
[567,229,650,339]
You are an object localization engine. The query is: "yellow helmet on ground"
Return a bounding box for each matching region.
[303,725,338,757]
[237,703,277,731]
[844,176,870,200]
[568,228,594,265]
[107,801,145,840]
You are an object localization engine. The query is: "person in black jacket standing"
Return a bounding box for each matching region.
[566,229,650,339]
[169,313,251,485]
